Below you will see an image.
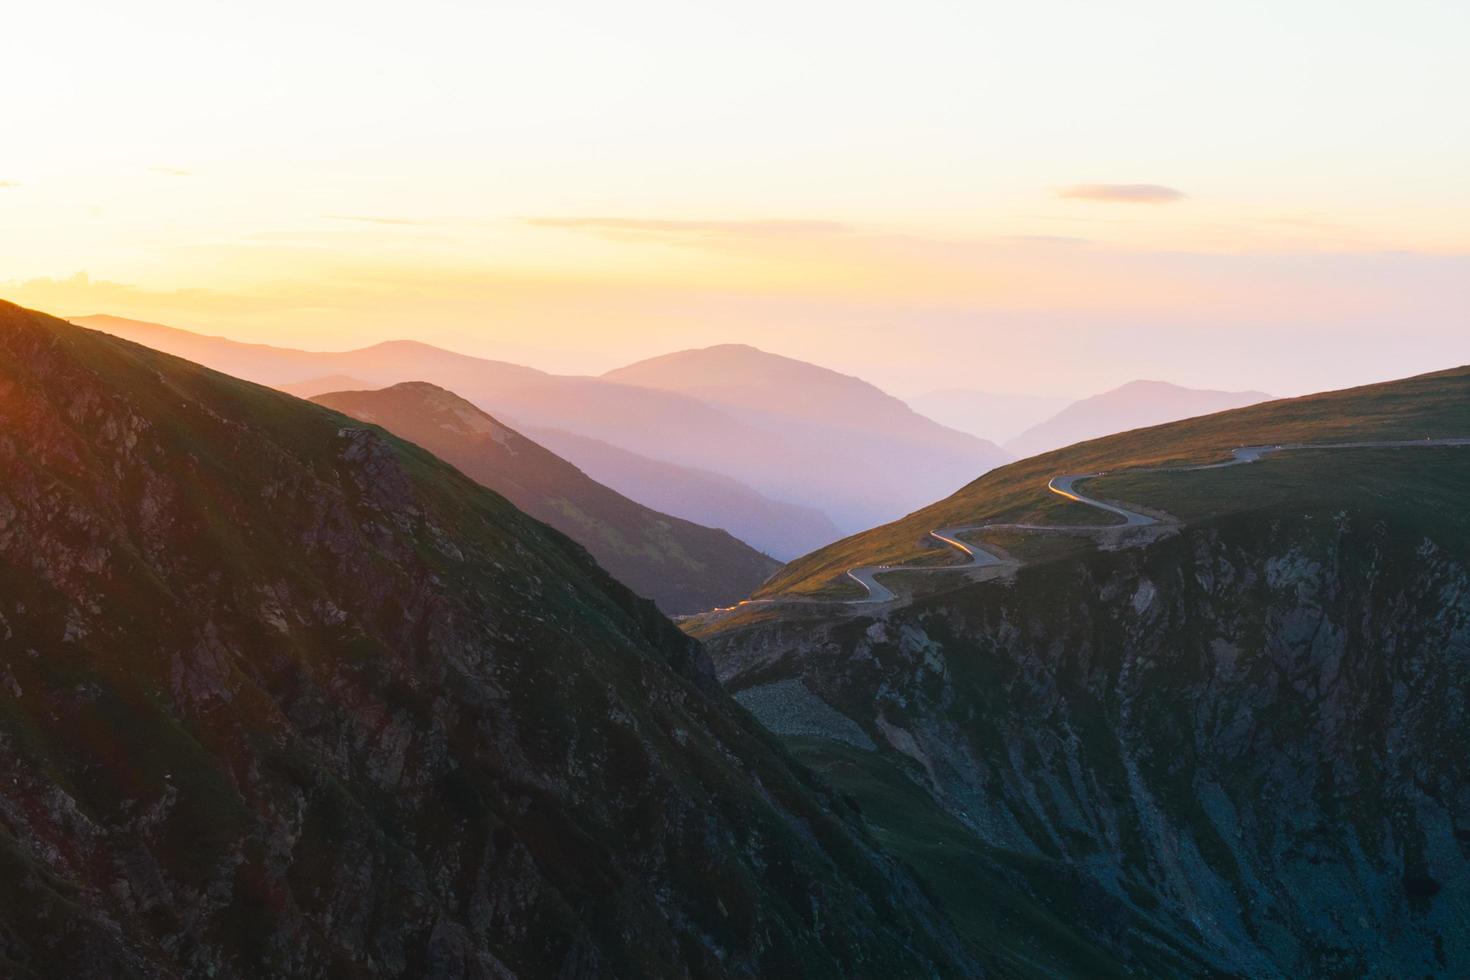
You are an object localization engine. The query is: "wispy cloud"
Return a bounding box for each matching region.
[324,214,430,226]
[150,166,193,177]
[1057,184,1186,203]
[0,181,20,188]
[526,217,852,238]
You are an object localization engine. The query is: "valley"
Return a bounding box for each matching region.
[8,4,1466,974]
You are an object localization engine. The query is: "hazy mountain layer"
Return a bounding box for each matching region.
[73,317,1008,534]
[605,344,1012,529]
[313,382,778,614]
[906,388,1072,444]
[525,425,841,559]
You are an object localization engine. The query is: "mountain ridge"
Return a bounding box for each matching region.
[311,381,780,614]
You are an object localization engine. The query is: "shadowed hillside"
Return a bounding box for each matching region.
[0,301,970,978]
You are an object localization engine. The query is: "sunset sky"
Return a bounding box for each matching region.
[4,0,1468,397]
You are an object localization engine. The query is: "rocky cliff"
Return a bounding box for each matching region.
[704,452,1470,976]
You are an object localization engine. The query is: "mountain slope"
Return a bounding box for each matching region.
[0,301,970,977]
[524,426,841,559]
[312,382,779,615]
[1005,379,1272,458]
[695,367,1470,975]
[762,368,1468,599]
[605,344,1012,529]
[906,388,1071,444]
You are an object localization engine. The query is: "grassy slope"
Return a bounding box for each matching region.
[783,737,1163,979]
[760,365,1470,598]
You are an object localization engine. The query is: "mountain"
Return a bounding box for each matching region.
[311,382,778,615]
[1005,379,1273,458]
[603,344,1012,529]
[906,388,1072,444]
[0,301,971,976]
[692,366,1470,974]
[524,426,841,560]
[603,343,1001,451]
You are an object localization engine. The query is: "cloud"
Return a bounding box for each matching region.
[1057,184,1186,203]
[324,214,429,226]
[150,167,193,177]
[526,217,852,238]
[0,181,18,188]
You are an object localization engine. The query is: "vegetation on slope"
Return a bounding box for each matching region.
[761,364,1470,598]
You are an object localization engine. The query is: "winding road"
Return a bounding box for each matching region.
[739,438,1470,609]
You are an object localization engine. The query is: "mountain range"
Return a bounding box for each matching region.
[0,301,971,976]
[311,381,778,615]
[71,316,1009,540]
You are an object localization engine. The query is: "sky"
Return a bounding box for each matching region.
[3,0,1468,398]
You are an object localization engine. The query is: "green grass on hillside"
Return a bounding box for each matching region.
[787,737,1200,978]
[760,365,1470,598]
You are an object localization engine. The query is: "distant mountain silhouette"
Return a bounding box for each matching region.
[1006,379,1273,457]
[313,382,779,614]
[604,344,1011,530]
[906,388,1072,444]
[74,318,1009,533]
